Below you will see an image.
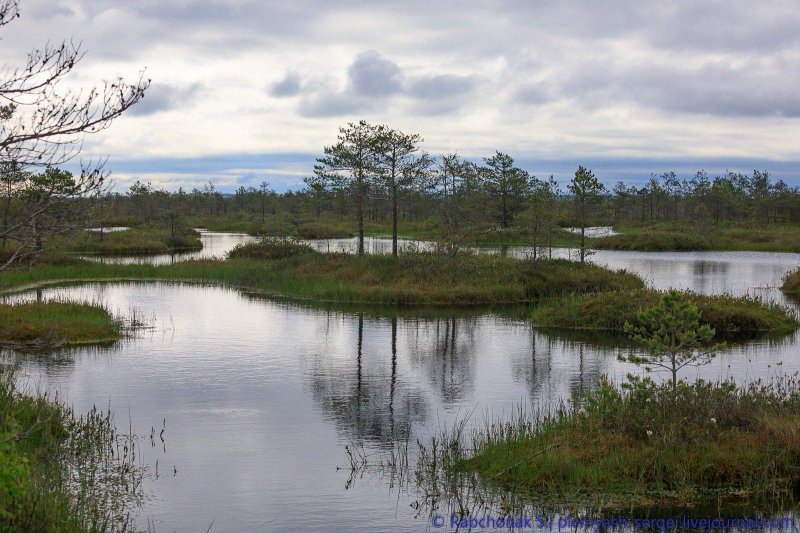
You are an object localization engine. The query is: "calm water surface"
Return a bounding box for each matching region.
[5,235,800,531]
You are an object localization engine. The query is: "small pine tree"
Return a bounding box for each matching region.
[568,166,604,264]
[623,290,721,390]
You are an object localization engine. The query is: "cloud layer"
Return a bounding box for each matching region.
[1,0,798,190]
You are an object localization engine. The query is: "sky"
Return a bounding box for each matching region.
[2,0,800,192]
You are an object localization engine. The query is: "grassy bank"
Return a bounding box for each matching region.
[0,301,122,349]
[0,245,644,306]
[66,226,202,255]
[781,268,800,296]
[183,213,587,246]
[595,222,800,252]
[0,368,144,530]
[532,289,798,338]
[455,376,800,509]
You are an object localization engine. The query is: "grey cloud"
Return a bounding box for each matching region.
[298,91,367,118]
[406,74,476,100]
[514,83,553,105]
[298,51,479,118]
[498,0,800,53]
[128,83,204,116]
[19,1,800,63]
[269,72,302,97]
[347,51,403,97]
[296,52,400,118]
[32,4,75,18]
[640,2,800,53]
[555,57,800,118]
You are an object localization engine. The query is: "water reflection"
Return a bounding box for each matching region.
[2,235,800,530]
[308,313,429,444]
[408,317,478,405]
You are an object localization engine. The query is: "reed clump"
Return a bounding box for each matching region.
[0,367,146,530]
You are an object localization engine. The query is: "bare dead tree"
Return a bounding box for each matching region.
[0,0,149,270]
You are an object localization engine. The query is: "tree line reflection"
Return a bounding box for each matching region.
[307,311,616,445]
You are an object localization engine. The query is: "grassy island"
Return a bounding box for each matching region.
[0,301,122,349]
[456,376,800,509]
[66,226,202,255]
[532,289,798,339]
[593,223,800,252]
[0,244,644,306]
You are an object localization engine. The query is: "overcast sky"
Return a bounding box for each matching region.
[2,0,800,191]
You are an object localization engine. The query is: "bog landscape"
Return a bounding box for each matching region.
[1,1,799,531]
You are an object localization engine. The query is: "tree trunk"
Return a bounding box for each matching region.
[356,170,365,255]
[501,192,508,228]
[33,219,42,251]
[392,185,398,256]
[580,225,586,264]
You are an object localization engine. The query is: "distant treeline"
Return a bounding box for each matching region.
[4,121,800,261]
[103,167,797,225]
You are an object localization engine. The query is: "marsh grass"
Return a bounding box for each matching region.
[0,366,149,531]
[531,289,798,339]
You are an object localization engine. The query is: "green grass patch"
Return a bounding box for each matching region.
[0,301,122,349]
[456,376,800,509]
[531,289,797,338]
